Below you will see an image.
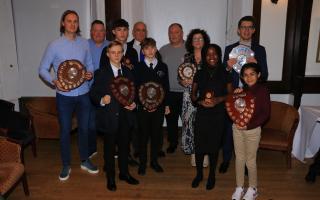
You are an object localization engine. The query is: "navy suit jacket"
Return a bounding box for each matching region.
[90,63,135,134]
[223,41,268,88]
[99,43,138,70]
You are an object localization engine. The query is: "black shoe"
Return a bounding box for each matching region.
[158,150,166,158]
[107,178,117,191]
[191,176,203,188]
[305,168,317,183]
[206,177,215,190]
[119,174,139,185]
[150,161,164,172]
[166,145,177,154]
[128,155,139,166]
[219,162,229,174]
[138,166,146,176]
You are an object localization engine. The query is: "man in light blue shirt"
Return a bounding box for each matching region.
[87,20,109,158]
[39,10,98,181]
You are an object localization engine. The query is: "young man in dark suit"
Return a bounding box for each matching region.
[99,19,138,70]
[99,19,139,166]
[90,41,139,191]
[134,38,170,175]
[220,16,268,174]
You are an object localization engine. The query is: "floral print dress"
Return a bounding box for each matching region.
[181,53,201,154]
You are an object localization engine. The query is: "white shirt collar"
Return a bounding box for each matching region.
[110,62,122,77]
[144,58,158,69]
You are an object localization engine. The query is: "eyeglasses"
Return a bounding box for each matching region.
[192,38,204,42]
[239,26,255,30]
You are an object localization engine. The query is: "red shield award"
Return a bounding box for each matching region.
[225,92,255,127]
[110,76,135,106]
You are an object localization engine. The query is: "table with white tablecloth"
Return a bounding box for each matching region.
[292,106,320,162]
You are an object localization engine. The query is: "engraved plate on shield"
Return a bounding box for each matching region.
[229,45,254,73]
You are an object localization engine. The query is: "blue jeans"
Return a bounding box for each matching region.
[56,93,90,166]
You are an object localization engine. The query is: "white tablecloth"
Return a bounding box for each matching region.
[292,106,320,162]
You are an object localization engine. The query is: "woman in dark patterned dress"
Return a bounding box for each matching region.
[180,29,210,167]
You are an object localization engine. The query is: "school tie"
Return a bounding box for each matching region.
[149,63,153,69]
[118,69,122,77]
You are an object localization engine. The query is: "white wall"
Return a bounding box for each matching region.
[305,0,320,76]
[260,0,288,81]
[122,0,229,50]
[12,0,91,97]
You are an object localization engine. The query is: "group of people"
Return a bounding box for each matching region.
[39,9,271,200]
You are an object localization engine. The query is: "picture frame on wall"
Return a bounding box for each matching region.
[317,32,320,63]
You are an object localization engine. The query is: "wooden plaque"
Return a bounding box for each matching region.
[57,59,86,90]
[178,62,196,80]
[225,92,255,127]
[138,82,164,111]
[110,76,135,106]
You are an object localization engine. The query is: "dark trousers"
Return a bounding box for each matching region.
[56,93,90,166]
[88,103,97,155]
[138,107,165,166]
[221,118,234,163]
[104,111,130,179]
[164,92,183,147]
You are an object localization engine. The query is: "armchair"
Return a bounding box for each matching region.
[25,97,77,139]
[0,138,29,197]
[259,101,299,168]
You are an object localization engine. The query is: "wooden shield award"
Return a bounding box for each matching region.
[225,92,255,127]
[57,60,86,90]
[178,62,196,80]
[139,82,165,111]
[110,76,135,106]
[229,45,255,73]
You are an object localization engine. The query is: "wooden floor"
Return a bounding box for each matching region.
[8,134,320,200]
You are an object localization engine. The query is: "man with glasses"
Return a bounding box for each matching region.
[219,16,268,174]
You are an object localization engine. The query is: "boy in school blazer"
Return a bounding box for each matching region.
[90,41,139,191]
[133,38,170,175]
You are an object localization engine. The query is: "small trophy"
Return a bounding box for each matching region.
[204,90,214,104]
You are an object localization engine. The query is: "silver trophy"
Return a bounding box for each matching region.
[229,45,254,73]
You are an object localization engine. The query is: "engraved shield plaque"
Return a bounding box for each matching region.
[57,60,86,90]
[225,92,255,127]
[229,45,255,73]
[139,82,165,111]
[110,76,135,106]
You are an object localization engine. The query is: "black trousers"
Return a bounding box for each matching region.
[138,106,165,166]
[164,92,183,147]
[104,112,130,179]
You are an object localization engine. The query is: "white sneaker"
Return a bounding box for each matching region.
[232,187,244,200]
[191,154,196,167]
[243,187,258,200]
[203,155,209,167]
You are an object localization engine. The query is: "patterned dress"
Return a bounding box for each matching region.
[181,53,201,154]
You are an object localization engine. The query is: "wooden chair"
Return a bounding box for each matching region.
[0,111,37,164]
[259,101,299,168]
[0,138,29,198]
